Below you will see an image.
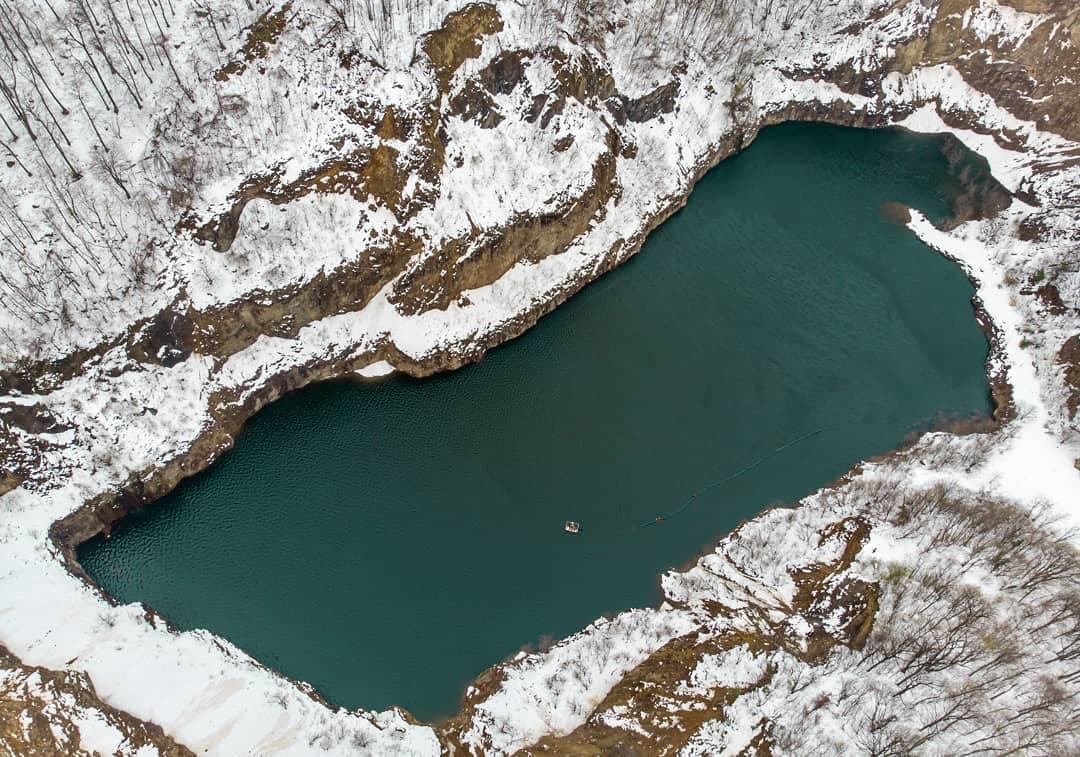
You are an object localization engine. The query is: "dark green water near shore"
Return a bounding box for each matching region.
[80,123,992,722]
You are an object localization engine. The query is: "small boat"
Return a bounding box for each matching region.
[564,520,581,534]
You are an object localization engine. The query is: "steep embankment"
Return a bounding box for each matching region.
[1,0,1079,754]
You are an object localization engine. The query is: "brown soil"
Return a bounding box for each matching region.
[1059,335,1080,419]
[0,645,193,756]
[215,2,294,81]
[423,3,504,92]
[1021,282,1069,315]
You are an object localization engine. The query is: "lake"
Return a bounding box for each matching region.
[79,123,992,721]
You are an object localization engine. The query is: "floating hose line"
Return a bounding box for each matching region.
[637,427,826,529]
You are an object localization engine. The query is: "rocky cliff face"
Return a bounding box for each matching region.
[1,0,1079,755]
[0,645,191,757]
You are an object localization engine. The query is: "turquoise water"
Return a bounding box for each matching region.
[79,124,992,722]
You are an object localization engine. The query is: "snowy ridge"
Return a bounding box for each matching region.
[1,0,1078,754]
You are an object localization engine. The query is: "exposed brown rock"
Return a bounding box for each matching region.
[215,2,293,82]
[1059,335,1080,419]
[0,403,70,435]
[553,134,575,152]
[126,303,195,368]
[0,471,20,497]
[0,644,193,757]
[478,49,528,95]
[790,518,877,655]
[608,75,683,126]
[1020,281,1069,315]
[0,335,125,395]
[448,80,505,128]
[938,133,1013,229]
[901,0,1080,142]
[423,3,504,92]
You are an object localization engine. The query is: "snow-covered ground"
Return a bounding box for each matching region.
[1,0,1078,754]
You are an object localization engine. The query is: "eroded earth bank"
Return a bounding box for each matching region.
[2,0,1080,754]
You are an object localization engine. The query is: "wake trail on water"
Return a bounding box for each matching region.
[636,428,826,529]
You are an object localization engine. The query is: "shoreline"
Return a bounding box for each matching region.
[48,115,1014,728]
